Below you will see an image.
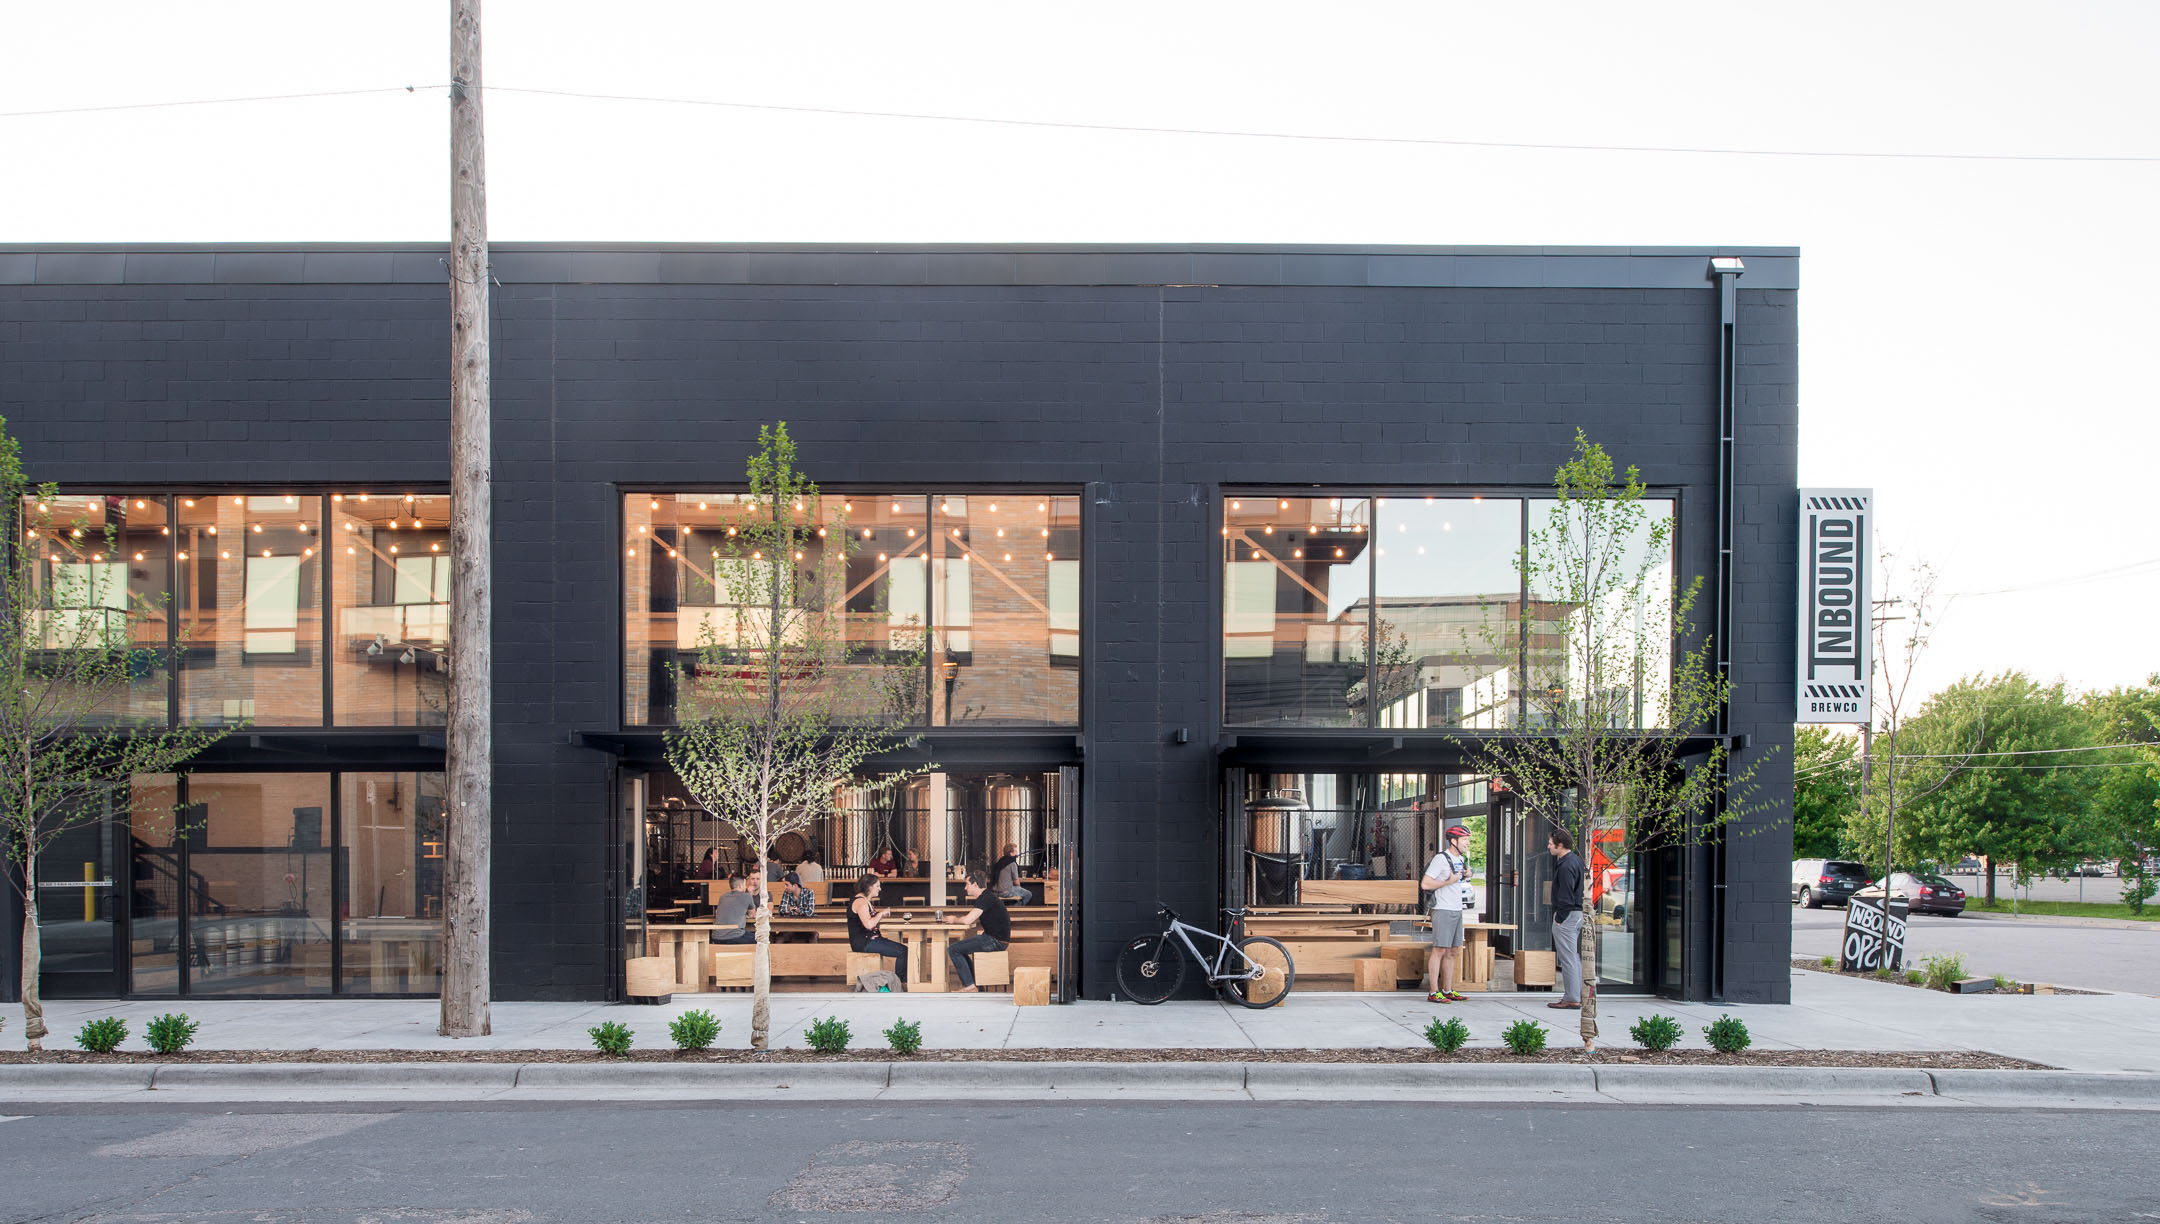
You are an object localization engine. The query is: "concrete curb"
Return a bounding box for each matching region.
[4,1061,2159,1108]
[1930,1069,2160,1107]
[1593,1065,1935,1099]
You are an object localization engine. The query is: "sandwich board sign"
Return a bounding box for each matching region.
[1798,489,1872,725]
[1841,895,1908,973]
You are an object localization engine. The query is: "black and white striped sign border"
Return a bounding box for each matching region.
[1806,495,1868,511]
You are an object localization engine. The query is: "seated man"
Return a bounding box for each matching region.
[947,868,1012,993]
[991,843,1035,906]
[775,869,816,918]
[707,874,760,945]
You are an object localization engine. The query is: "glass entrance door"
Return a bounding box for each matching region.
[33,800,125,997]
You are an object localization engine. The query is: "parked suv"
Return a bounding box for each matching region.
[1792,859,1872,908]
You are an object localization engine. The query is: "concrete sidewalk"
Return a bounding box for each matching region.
[8,972,2160,1073]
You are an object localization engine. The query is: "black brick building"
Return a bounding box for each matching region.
[2,244,1797,1006]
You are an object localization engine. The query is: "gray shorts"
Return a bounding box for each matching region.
[1428,909,1465,948]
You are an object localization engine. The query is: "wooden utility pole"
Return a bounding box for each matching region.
[442,0,493,1037]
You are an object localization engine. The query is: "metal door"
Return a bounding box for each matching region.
[35,802,126,997]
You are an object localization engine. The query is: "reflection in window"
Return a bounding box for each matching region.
[18,493,171,724]
[181,772,333,996]
[1222,497,1370,726]
[177,495,322,725]
[1368,497,1524,729]
[331,494,451,727]
[624,491,1080,727]
[1526,499,1674,731]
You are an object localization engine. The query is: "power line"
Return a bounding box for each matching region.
[6,81,2159,165]
[0,85,445,120]
[1949,555,2160,599]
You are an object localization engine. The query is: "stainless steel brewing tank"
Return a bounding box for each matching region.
[822,786,879,867]
[903,780,966,866]
[987,782,1038,863]
[1247,791,1310,856]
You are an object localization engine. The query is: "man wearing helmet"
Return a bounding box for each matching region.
[1421,826,1474,1003]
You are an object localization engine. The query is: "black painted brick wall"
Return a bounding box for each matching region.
[1,276,1798,1004]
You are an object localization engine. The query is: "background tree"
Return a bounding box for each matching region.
[663,422,930,1050]
[1892,672,2097,903]
[2082,678,2160,912]
[2,418,228,1050]
[1457,432,1766,1051]
[1791,725,1859,858]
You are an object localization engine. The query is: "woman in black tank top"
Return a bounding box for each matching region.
[848,877,909,986]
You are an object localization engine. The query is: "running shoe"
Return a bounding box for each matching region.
[1425,991,1452,1004]
[1443,991,1468,1002]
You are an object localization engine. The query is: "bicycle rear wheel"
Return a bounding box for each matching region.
[1116,934,1186,1004]
[1222,935,1294,1009]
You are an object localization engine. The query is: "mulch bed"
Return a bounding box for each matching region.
[0,1046,2044,1069]
[1792,958,2103,996]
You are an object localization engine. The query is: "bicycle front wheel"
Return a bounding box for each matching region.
[1116,934,1186,1004]
[1222,935,1295,1009]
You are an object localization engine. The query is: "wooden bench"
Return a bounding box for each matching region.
[1295,879,1419,908]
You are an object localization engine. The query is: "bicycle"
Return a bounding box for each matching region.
[1115,904,1295,1009]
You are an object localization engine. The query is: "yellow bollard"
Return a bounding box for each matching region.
[83,861,97,921]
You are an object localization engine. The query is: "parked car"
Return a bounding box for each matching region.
[1951,857,1984,875]
[1792,859,1872,908]
[2073,860,2111,878]
[1855,871,1967,917]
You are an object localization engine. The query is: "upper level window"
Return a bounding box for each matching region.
[624,491,1081,728]
[17,491,449,729]
[1223,491,1674,730]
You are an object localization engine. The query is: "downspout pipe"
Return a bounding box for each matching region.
[1707,256,1745,1003]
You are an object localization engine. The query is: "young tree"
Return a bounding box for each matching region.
[663,423,931,1050]
[2,419,229,1050]
[1791,724,1859,859]
[1456,432,1766,1051]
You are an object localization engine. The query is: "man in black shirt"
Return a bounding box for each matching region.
[948,868,1012,992]
[1547,828,1587,1008]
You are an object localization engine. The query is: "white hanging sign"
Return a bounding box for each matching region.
[1798,488,1872,725]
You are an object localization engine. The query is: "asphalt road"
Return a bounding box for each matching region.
[1790,906,2160,995]
[1,1101,2154,1223]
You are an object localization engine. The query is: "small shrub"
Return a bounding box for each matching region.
[1920,952,1968,991]
[1629,1014,1683,1053]
[144,1013,200,1055]
[668,1009,721,1051]
[1873,966,1893,979]
[1500,1019,1548,1056]
[806,1016,852,1054]
[1905,969,1925,985]
[884,1017,923,1055]
[1423,1016,1470,1053]
[1993,974,2019,992]
[1702,1014,1752,1054]
[1817,955,1834,969]
[75,1016,128,1054]
[588,1020,634,1057]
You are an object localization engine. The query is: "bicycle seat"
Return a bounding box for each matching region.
[1220,906,1253,920]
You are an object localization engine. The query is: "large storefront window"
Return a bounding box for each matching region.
[20,491,450,729]
[1526,498,1675,731]
[17,494,171,726]
[332,494,452,726]
[111,770,446,997]
[1225,490,1674,728]
[625,491,1081,727]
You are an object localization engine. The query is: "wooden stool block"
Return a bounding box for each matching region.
[711,950,754,990]
[1353,958,1396,991]
[846,951,887,982]
[1012,965,1051,1006]
[1514,949,1557,987]
[625,956,673,1002]
[974,950,1012,989]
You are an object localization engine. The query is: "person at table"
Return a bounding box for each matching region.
[775,868,816,918]
[693,848,718,880]
[708,874,760,945]
[795,853,825,885]
[866,847,900,878]
[848,875,909,986]
[948,868,1012,993]
[991,843,1034,906]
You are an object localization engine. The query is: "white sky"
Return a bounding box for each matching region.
[4,1,2156,708]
